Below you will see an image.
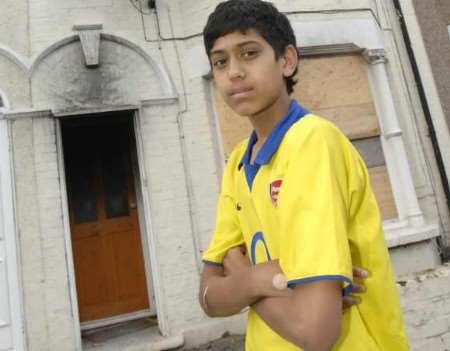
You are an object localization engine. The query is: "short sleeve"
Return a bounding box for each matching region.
[202,192,244,266]
[278,120,353,295]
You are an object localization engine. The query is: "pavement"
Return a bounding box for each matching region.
[177,333,244,351]
[82,318,245,351]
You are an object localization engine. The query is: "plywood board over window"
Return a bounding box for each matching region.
[212,53,397,220]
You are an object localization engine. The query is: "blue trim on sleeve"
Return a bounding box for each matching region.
[202,260,224,267]
[238,100,310,190]
[287,275,353,297]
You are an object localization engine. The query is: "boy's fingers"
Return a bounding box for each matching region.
[343,295,361,309]
[351,282,366,293]
[352,266,369,278]
[226,246,245,258]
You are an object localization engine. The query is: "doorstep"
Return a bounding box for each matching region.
[82,318,184,351]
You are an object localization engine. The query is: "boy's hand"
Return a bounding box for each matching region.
[223,245,251,276]
[343,266,369,309]
[223,246,291,298]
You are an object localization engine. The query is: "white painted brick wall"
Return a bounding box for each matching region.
[32,117,76,351]
[27,0,145,56]
[11,118,49,350]
[0,57,30,110]
[138,103,206,334]
[0,0,29,57]
[11,116,77,351]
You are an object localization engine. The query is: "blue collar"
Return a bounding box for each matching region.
[239,100,309,169]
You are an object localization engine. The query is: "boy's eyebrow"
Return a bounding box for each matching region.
[210,40,262,56]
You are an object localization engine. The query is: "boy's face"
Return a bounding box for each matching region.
[209,29,296,117]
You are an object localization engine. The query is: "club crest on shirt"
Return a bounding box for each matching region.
[269,178,283,206]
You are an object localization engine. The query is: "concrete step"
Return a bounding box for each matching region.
[82,318,184,351]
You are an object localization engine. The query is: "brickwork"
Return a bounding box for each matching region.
[0,0,29,57]
[0,56,30,110]
[138,103,206,334]
[11,116,77,350]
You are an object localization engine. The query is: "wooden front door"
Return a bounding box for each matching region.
[62,116,150,323]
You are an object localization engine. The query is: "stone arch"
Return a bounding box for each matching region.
[30,33,177,111]
[0,88,11,111]
[0,44,31,109]
[0,44,30,73]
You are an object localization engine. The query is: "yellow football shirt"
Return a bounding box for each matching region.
[203,100,409,350]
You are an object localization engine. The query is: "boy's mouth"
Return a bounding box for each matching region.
[229,87,254,99]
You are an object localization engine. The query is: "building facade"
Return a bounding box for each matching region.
[0,0,450,350]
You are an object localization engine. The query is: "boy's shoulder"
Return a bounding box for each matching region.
[286,113,349,148]
[291,113,342,136]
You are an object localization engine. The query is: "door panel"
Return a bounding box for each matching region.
[63,118,149,323]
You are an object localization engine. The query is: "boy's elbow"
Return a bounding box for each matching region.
[291,320,341,351]
[199,288,216,317]
[198,289,237,318]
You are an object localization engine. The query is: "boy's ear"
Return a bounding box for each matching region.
[281,44,298,78]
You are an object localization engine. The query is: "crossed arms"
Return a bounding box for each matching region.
[199,246,367,351]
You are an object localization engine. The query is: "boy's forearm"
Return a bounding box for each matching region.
[252,296,305,346]
[200,259,290,317]
[251,282,342,351]
[200,267,260,317]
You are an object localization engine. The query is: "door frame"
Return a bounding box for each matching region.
[55,107,162,349]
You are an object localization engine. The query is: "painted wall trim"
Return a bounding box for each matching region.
[55,120,83,351]
[52,105,139,117]
[2,109,52,120]
[0,115,26,350]
[385,221,439,247]
[140,96,179,106]
[133,110,170,336]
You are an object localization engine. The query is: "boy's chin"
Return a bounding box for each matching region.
[228,102,260,118]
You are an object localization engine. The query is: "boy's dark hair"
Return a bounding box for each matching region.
[203,0,299,94]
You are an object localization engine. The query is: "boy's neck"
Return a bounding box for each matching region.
[248,93,291,141]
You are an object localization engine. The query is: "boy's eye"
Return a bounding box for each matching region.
[212,58,227,69]
[241,49,259,59]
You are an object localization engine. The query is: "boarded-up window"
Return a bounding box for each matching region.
[212,54,397,220]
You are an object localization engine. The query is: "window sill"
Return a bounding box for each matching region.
[383,220,440,248]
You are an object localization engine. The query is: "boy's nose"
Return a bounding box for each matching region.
[228,58,245,80]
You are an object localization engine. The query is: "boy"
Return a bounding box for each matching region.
[199,1,409,350]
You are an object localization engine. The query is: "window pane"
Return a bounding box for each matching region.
[67,143,98,224]
[101,137,129,219]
